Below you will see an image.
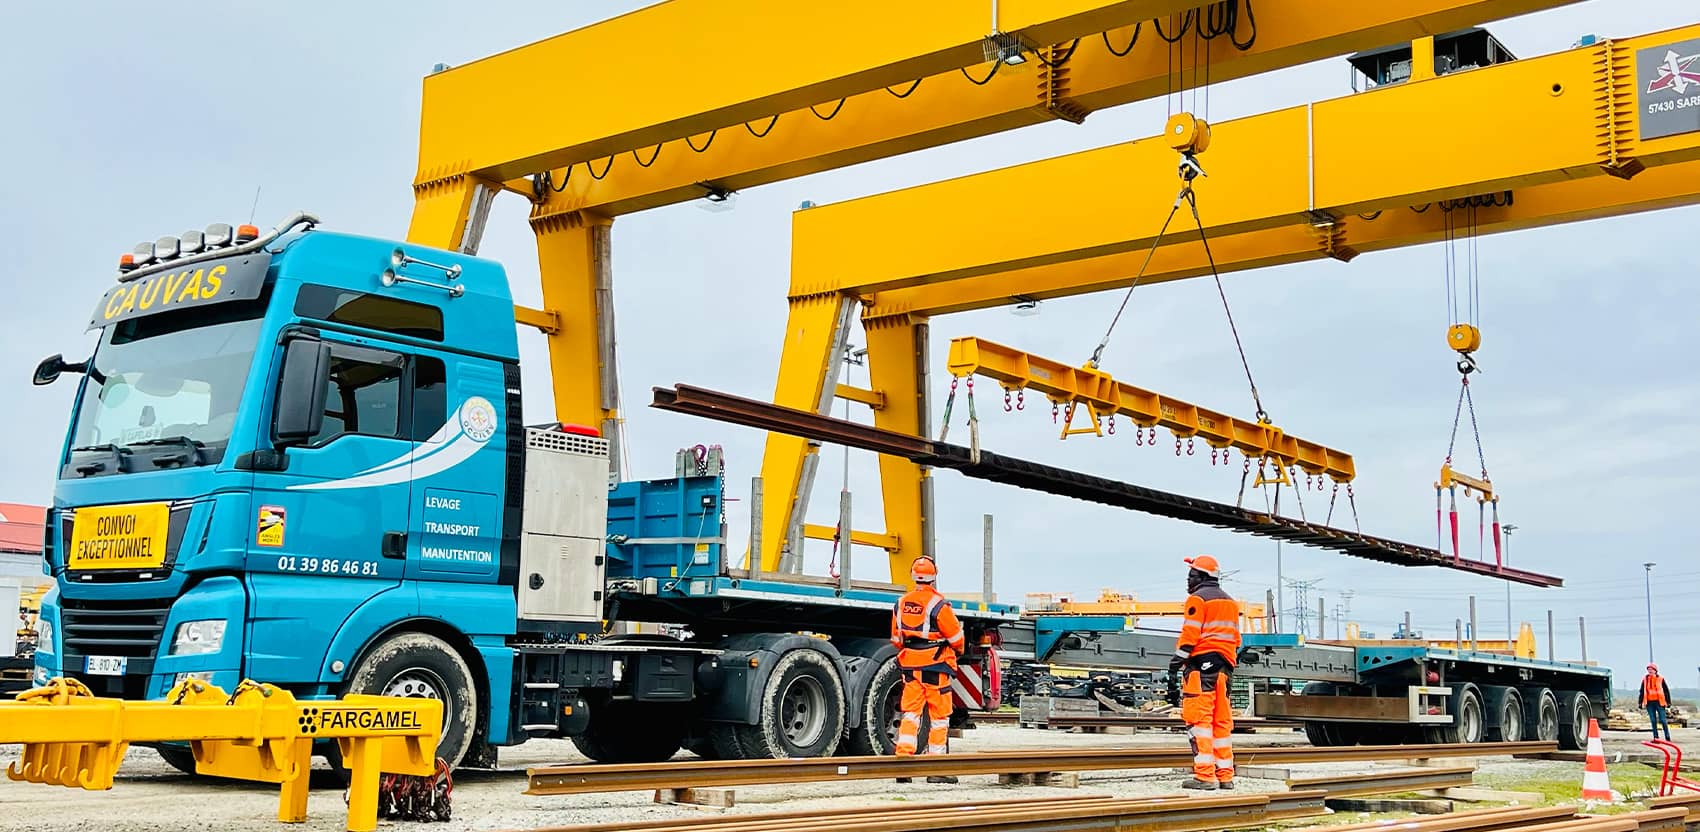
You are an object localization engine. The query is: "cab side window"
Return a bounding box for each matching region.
[309,344,405,446]
[411,356,448,441]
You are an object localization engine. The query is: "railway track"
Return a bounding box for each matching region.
[971,712,1293,730]
[526,741,1555,795]
[504,795,1692,832]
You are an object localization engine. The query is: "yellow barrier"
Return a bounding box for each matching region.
[2,677,440,832]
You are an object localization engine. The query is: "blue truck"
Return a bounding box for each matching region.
[28,213,1015,772]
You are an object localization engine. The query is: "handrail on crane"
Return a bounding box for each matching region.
[945,336,1355,483]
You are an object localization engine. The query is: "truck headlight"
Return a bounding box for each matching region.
[35,618,53,655]
[170,620,227,656]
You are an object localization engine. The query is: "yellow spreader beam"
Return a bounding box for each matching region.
[2,678,440,832]
[946,337,1355,482]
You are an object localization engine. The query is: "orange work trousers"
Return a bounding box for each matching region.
[1180,661,1234,783]
[895,668,952,756]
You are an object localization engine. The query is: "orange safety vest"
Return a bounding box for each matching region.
[1644,674,1668,706]
[1176,582,1241,666]
[891,587,964,673]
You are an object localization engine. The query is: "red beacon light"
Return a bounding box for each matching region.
[552,423,601,437]
[235,224,260,243]
[118,253,137,273]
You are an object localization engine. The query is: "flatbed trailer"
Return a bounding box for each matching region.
[998,616,1609,749]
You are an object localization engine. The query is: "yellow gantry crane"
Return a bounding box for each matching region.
[755,21,1700,582]
[403,0,1593,485]
[398,0,1695,588]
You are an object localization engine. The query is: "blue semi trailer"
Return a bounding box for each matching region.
[28,213,1015,772]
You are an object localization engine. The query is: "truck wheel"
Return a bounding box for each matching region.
[1525,688,1560,743]
[1431,683,1484,744]
[1484,686,1524,742]
[708,722,749,760]
[736,649,845,758]
[1557,691,1592,750]
[844,657,902,756]
[347,632,478,768]
[571,701,685,763]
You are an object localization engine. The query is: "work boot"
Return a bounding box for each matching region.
[926,775,959,784]
[1181,778,1218,791]
[1217,780,1236,790]
[895,777,913,784]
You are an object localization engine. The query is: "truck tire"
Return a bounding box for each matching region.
[154,744,201,776]
[843,657,902,756]
[708,722,749,760]
[735,649,845,758]
[346,632,477,768]
[1557,691,1592,750]
[1525,688,1560,743]
[1428,683,1484,744]
[1299,683,1343,746]
[1484,686,1524,742]
[571,700,685,763]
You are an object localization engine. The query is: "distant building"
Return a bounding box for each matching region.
[0,503,47,587]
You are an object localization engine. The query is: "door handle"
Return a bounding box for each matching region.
[381,531,408,559]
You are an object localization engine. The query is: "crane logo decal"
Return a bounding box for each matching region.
[1648,49,1700,95]
[288,398,497,491]
[1638,38,1700,141]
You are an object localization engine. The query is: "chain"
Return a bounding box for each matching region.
[966,378,981,464]
[1346,483,1361,532]
[1445,377,1467,464]
[1463,380,1489,478]
[1288,467,1306,522]
[1184,187,1268,422]
[1325,483,1338,526]
[1087,176,1193,369]
[1236,457,1251,507]
[938,378,958,442]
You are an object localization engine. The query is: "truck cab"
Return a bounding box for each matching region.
[32,214,1016,770]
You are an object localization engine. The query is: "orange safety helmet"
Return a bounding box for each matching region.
[910,556,939,584]
[1184,554,1221,577]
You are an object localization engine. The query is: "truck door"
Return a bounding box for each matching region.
[404,352,505,584]
[246,336,416,683]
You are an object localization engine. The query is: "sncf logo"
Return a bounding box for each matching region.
[902,601,924,614]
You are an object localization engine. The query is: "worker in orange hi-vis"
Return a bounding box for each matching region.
[889,556,965,784]
[1168,555,1243,790]
[1640,663,1674,741]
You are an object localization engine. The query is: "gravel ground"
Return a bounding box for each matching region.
[1,725,1692,831]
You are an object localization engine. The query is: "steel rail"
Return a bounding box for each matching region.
[650,385,1563,587]
[1309,806,1648,832]
[515,795,1129,832]
[973,712,1297,729]
[1286,764,1476,797]
[509,791,1326,832]
[526,741,1555,795]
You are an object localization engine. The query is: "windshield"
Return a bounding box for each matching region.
[63,303,265,477]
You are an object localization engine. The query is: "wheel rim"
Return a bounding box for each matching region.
[1540,699,1559,740]
[779,674,828,748]
[1571,696,1590,746]
[880,681,903,746]
[1503,700,1522,741]
[384,667,451,732]
[1461,696,1483,743]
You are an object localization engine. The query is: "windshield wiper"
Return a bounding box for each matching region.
[69,443,132,476]
[130,436,207,468]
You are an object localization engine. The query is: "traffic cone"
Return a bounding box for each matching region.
[1580,718,1614,802]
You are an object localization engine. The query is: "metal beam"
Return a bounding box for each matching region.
[947,336,1355,481]
[861,161,1700,319]
[491,0,1588,215]
[416,0,1202,185]
[789,24,1700,297]
[652,385,1565,587]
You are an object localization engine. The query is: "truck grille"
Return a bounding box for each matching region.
[60,596,170,659]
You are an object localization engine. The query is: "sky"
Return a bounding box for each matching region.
[2,2,1697,687]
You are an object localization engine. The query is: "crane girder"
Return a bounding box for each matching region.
[945,337,1356,482]
[415,0,1205,186]
[787,23,1700,298]
[859,161,1700,319]
[494,0,1589,217]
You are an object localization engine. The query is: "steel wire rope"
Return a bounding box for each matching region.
[1183,187,1269,422]
[1085,198,1185,369]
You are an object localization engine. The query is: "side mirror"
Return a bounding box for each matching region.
[274,338,331,444]
[32,355,66,386]
[33,354,87,386]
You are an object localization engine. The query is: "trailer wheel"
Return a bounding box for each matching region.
[571,699,686,763]
[1484,686,1524,742]
[346,631,477,768]
[1525,688,1560,743]
[1433,684,1484,744]
[844,657,902,756]
[736,649,845,758]
[154,744,201,776]
[1557,691,1592,750]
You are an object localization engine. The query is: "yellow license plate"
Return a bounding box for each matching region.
[69,502,170,570]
